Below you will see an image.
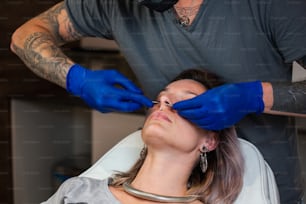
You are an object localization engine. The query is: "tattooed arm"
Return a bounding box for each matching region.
[10,1,82,88]
[264,57,306,117]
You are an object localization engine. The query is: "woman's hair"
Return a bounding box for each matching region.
[110,69,244,204]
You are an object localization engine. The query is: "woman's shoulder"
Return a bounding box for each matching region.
[63,176,109,187]
[43,177,120,204]
[60,177,113,196]
[55,176,105,191]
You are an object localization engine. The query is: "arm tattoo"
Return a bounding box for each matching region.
[14,32,72,88]
[13,2,83,88]
[271,80,306,114]
[271,55,306,114]
[38,2,82,43]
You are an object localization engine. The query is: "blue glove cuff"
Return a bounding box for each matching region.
[243,81,264,114]
[66,64,87,96]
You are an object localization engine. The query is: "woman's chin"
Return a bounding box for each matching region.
[142,124,168,141]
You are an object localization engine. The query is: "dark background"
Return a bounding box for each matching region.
[1,1,62,203]
[0,1,136,203]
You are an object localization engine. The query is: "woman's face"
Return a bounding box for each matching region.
[142,79,210,154]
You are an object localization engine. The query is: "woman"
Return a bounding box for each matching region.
[42,69,244,204]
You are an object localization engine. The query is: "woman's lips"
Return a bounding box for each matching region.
[150,111,172,123]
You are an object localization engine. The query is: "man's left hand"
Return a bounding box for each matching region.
[173,81,265,130]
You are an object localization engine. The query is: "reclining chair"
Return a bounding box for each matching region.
[80,130,280,204]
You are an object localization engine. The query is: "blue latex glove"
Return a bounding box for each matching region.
[173,81,265,130]
[66,64,153,112]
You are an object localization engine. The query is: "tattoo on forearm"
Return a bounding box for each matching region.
[272,80,306,114]
[12,2,83,88]
[13,32,71,88]
[38,2,82,43]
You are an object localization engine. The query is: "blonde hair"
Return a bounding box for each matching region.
[110,69,244,204]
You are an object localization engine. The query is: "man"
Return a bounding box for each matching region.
[11,0,306,203]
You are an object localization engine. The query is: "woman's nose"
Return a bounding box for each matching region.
[152,98,172,111]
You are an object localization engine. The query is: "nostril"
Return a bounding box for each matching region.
[152,100,173,109]
[165,101,172,107]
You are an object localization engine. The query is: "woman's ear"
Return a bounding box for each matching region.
[200,131,219,152]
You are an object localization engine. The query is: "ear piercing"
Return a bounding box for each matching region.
[200,146,208,173]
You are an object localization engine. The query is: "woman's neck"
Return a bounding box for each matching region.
[131,151,197,197]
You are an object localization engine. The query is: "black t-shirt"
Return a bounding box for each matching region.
[65,0,306,203]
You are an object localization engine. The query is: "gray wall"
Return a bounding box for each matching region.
[11,100,91,203]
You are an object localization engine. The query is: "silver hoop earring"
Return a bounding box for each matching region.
[200,147,208,173]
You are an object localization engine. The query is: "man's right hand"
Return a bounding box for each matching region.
[66,64,153,112]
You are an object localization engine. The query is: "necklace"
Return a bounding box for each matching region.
[123,182,199,203]
[174,0,201,27]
